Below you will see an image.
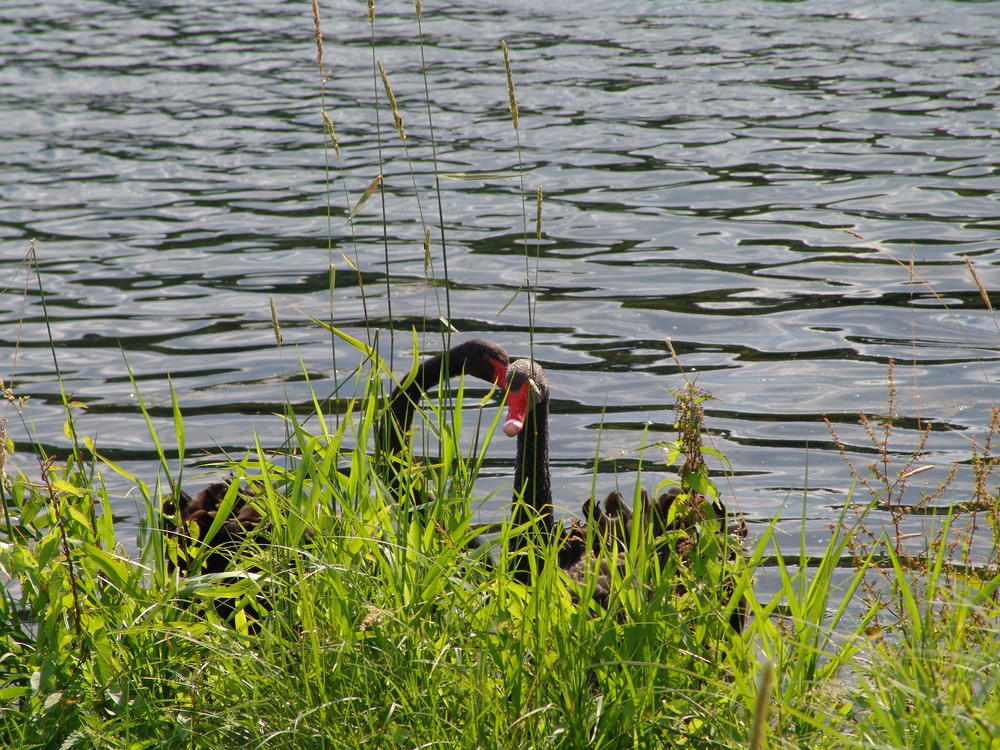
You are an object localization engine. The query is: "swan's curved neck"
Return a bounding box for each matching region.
[512,397,553,533]
[380,351,450,456]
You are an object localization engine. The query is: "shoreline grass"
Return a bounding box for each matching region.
[2,339,1000,748]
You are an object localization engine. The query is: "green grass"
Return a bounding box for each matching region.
[3,346,1000,749]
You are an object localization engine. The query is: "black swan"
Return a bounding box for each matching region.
[164,338,510,576]
[163,480,263,576]
[501,358,747,624]
[500,359,556,584]
[377,338,509,474]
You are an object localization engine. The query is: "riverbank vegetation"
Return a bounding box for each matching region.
[2,332,1000,748]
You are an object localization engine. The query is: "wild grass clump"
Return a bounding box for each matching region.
[5,325,1000,747]
[0,341,752,749]
[2,317,995,749]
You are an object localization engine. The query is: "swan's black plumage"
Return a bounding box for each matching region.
[502,359,555,583]
[501,358,747,626]
[380,338,509,457]
[163,480,264,576]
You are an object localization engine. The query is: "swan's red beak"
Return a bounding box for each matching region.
[502,380,530,437]
[490,357,508,390]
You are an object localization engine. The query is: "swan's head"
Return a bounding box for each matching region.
[502,359,549,437]
[451,338,509,390]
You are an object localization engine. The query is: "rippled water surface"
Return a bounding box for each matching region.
[3,0,1000,574]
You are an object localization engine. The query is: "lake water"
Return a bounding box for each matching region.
[3,0,1000,580]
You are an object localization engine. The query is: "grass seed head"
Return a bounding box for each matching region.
[501,40,519,130]
[311,0,323,74]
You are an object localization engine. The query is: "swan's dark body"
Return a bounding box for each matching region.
[163,480,265,575]
[501,358,747,626]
